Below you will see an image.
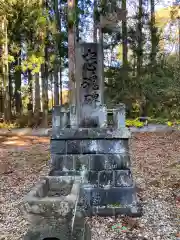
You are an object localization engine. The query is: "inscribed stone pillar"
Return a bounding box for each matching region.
[75,43,105,127]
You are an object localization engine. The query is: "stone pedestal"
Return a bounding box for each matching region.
[20,176,89,240]
[50,126,142,217]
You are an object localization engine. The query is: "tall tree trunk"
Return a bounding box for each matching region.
[68,0,76,106]
[34,73,41,123]
[54,65,59,105]
[59,3,63,105]
[137,0,143,76]
[14,50,22,115]
[60,65,63,105]
[178,17,180,63]
[41,61,49,127]
[54,0,60,106]
[8,65,13,117]
[93,0,97,42]
[2,17,11,122]
[41,0,49,128]
[50,73,53,108]
[27,70,33,127]
[150,0,156,68]
[122,0,128,68]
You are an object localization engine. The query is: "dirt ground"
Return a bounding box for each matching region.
[0,132,179,239]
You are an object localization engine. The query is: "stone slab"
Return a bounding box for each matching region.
[82,204,142,217]
[79,185,138,207]
[49,170,82,177]
[24,224,72,240]
[50,139,129,155]
[20,176,81,226]
[51,127,131,139]
[48,169,133,187]
[86,170,133,187]
[50,153,131,171]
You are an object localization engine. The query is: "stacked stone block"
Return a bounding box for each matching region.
[50,106,142,217]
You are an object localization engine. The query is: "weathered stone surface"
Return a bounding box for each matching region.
[113,103,126,128]
[80,185,137,207]
[20,176,81,227]
[83,204,142,217]
[79,105,107,128]
[51,139,129,155]
[51,140,66,154]
[24,224,72,240]
[67,140,82,154]
[51,127,131,139]
[24,218,91,240]
[96,139,128,154]
[75,43,104,127]
[81,170,133,187]
[50,154,131,171]
[52,105,70,129]
[49,170,82,177]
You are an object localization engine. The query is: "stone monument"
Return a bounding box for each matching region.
[20,42,142,239]
[50,42,142,217]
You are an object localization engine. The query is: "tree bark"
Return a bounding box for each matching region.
[2,17,11,122]
[54,65,59,105]
[34,72,41,122]
[122,0,128,68]
[27,70,33,127]
[41,62,49,128]
[137,0,143,76]
[41,0,49,128]
[68,0,76,106]
[14,51,22,115]
[150,0,156,68]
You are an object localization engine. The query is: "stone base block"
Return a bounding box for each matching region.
[20,176,81,226]
[50,153,131,171]
[82,204,142,217]
[24,217,91,240]
[51,127,131,140]
[24,224,71,240]
[49,169,133,188]
[78,185,142,217]
[79,185,138,207]
[51,139,129,155]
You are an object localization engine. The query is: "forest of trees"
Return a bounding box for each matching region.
[0,0,179,128]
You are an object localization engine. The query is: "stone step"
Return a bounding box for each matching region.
[51,127,131,140]
[78,185,142,217]
[51,139,129,155]
[79,185,137,207]
[81,204,142,217]
[50,153,130,171]
[49,169,133,187]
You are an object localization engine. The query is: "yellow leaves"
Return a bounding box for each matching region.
[155,7,171,29]
[8,55,15,63]
[21,54,44,74]
[117,44,123,61]
[38,16,47,26]
[155,6,180,29]
[167,121,173,127]
[126,119,144,128]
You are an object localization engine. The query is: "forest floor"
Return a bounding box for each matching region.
[0,132,179,240]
